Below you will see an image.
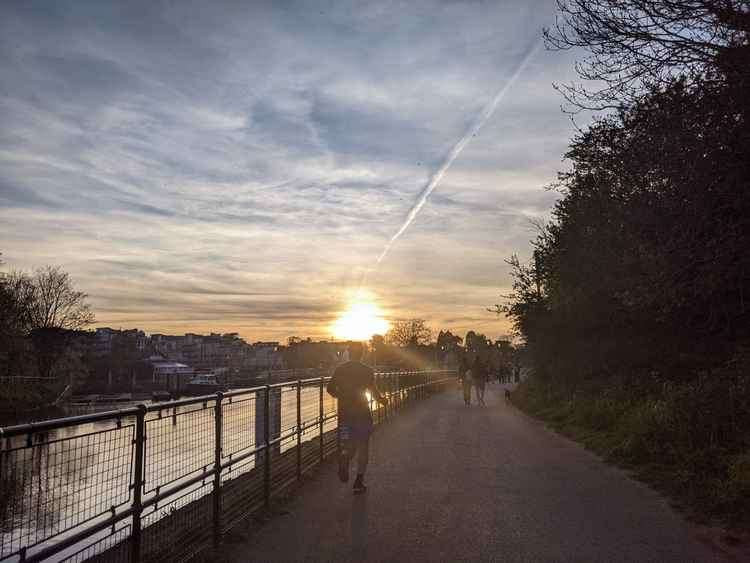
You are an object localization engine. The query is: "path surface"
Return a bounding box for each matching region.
[225,385,721,562]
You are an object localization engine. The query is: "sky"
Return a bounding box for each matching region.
[0,0,583,342]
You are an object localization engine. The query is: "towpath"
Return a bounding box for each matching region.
[223,385,722,562]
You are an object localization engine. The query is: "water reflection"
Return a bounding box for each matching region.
[0,386,337,559]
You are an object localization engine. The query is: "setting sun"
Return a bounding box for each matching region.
[331,300,390,341]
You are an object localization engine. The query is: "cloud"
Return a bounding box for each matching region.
[0,0,584,341]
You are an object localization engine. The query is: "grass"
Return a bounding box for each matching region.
[512,376,750,530]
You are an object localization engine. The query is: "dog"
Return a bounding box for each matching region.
[504,388,511,401]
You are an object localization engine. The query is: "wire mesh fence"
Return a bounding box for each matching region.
[0,369,455,562]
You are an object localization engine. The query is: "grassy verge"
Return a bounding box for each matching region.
[512,376,750,530]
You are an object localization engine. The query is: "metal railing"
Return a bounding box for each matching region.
[0,369,455,562]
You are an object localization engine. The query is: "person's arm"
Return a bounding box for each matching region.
[368,371,388,406]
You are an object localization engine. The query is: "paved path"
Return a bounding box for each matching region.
[225,385,722,562]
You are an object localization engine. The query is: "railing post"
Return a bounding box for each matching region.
[264,385,271,511]
[213,392,223,548]
[296,380,302,480]
[130,404,146,563]
[319,377,324,464]
[383,374,388,419]
[383,375,387,419]
[397,373,401,411]
[378,374,384,422]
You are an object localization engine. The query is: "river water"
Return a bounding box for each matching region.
[0,385,339,561]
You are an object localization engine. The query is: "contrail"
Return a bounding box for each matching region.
[375,40,542,266]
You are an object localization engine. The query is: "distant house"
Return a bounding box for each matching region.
[94,327,146,356]
[248,342,284,370]
[145,358,194,391]
[94,327,118,356]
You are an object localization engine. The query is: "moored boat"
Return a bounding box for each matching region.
[184,373,226,395]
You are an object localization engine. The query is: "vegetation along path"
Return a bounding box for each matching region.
[219,385,721,562]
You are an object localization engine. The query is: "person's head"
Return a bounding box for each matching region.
[348,342,364,362]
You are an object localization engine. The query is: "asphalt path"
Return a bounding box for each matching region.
[225,384,722,562]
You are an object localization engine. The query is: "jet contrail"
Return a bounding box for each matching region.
[375,40,542,265]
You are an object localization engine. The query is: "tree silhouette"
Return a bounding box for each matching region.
[27,266,94,331]
[545,0,750,109]
[386,319,432,347]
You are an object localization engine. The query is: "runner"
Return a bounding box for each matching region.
[326,342,387,494]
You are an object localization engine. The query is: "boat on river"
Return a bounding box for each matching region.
[184,373,226,395]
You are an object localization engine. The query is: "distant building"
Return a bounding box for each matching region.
[94,327,119,356]
[94,327,146,356]
[148,359,194,391]
[248,342,284,370]
[151,334,185,361]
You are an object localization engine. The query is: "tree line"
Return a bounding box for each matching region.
[285,319,521,375]
[496,1,749,522]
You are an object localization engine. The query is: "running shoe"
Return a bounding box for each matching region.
[353,475,367,494]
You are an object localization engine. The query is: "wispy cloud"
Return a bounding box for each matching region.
[0,0,581,340]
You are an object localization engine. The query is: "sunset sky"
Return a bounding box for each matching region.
[0,1,584,342]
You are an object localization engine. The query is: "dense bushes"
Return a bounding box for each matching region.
[501,2,750,523]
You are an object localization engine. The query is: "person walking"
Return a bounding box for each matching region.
[326,342,387,494]
[473,357,487,406]
[458,355,473,406]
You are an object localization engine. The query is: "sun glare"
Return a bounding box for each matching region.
[332,299,389,341]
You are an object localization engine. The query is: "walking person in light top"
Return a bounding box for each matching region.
[326,342,388,494]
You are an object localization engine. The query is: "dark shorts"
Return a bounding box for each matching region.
[339,421,373,441]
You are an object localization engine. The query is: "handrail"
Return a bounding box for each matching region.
[0,406,142,438]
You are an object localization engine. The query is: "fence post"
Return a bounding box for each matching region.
[296,380,302,480]
[213,393,223,548]
[264,385,271,511]
[318,377,324,464]
[396,373,401,411]
[130,404,146,563]
[378,374,384,422]
[382,375,386,420]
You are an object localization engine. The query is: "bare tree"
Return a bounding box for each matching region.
[386,319,432,347]
[1,270,35,335]
[28,266,95,330]
[545,0,750,109]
